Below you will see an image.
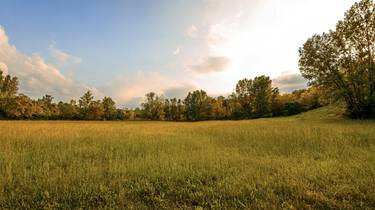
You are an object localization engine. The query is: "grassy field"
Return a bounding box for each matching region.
[0,107,375,209]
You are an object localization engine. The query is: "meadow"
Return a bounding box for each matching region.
[0,107,374,209]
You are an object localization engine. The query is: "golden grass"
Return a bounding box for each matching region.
[0,114,375,209]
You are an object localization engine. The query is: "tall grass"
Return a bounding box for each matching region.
[0,115,374,209]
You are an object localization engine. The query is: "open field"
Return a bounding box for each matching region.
[1,108,375,209]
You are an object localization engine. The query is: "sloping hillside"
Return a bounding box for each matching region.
[294,104,347,120]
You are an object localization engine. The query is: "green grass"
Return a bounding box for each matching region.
[0,108,375,209]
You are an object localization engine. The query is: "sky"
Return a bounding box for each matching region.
[0,0,358,107]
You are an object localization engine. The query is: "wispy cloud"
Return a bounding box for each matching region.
[189,56,230,74]
[173,46,181,55]
[50,44,82,66]
[186,25,198,38]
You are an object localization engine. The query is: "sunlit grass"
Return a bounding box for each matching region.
[1,112,375,209]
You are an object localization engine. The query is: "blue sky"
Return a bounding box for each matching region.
[0,0,358,106]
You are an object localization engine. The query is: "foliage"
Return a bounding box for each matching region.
[299,0,375,118]
[184,90,212,121]
[141,92,165,120]
[0,70,18,99]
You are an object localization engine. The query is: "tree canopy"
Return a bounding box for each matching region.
[299,0,375,118]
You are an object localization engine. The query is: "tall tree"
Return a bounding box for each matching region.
[141,92,165,120]
[79,91,94,119]
[3,95,34,119]
[102,97,117,120]
[184,90,212,121]
[87,100,104,120]
[37,95,60,119]
[58,101,78,120]
[252,76,273,117]
[0,70,18,98]
[235,79,254,118]
[299,0,375,118]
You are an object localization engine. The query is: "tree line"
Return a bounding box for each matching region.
[0,70,322,121]
[140,75,322,121]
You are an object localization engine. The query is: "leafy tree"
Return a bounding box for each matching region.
[234,76,275,118]
[163,98,184,121]
[210,96,228,120]
[79,91,94,119]
[169,98,179,121]
[3,95,34,119]
[164,99,172,120]
[79,91,94,109]
[184,90,212,121]
[299,0,375,118]
[37,95,60,119]
[102,97,117,120]
[176,99,185,121]
[271,87,283,116]
[226,93,243,119]
[252,76,274,117]
[141,92,165,120]
[235,79,254,118]
[58,100,79,120]
[87,100,104,120]
[0,70,18,98]
[115,109,126,120]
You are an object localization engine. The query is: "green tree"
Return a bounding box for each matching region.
[141,92,165,120]
[235,78,254,118]
[176,99,185,121]
[211,96,228,120]
[79,91,94,119]
[102,97,117,120]
[58,100,78,120]
[184,90,212,121]
[299,0,375,118]
[0,70,18,98]
[252,75,273,117]
[37,95,60,119]
[164,99,172,120]
[87,100,104,120]
[3,95,34,119]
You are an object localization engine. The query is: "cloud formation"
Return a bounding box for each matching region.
[173,46,181,55]
[189,56,229,74]
[272,71,307,93]
[0,62,8,75]
[50,45,82,66]
[0,26,92,100]
[186,25,198,38]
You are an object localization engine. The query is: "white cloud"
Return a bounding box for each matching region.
[0,62,8,75]
[50,44,82,66]
[173,46,181,55]
[207,24,230,45]
[0,27,8,45]
[0,26,94,100]
[186,25,198,38]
